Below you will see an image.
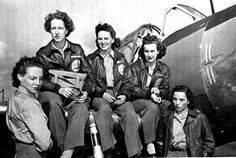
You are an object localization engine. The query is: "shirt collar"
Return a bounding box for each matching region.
[100,50,114,59]
[17,85,37,99]
[174,107,188,121]
[51,40,68,53]
[45,39,75,56]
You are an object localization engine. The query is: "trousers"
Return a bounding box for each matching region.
[15,141,47,158]
[91,97,143,157]
[38,91,89,151]
[132,99,159,144]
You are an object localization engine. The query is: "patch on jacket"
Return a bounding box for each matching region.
[118,64,125,75]
[71,59,80,72]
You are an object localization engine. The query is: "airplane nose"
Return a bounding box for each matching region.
[203,48,236,111]
[214,48,236,99]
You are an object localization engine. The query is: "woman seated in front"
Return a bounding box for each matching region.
[6,56,52,158]
[156,85,215,157]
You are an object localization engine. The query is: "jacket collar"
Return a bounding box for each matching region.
[113,50,124,62]
[139,59,162,71]
[91,49,124,62]
[188,108,199,117]
[162,106,199,131]
[44,39,76,56]
[184,108,199,126]
[162,106,198,118]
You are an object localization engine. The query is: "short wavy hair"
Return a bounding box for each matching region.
[171,85,195,109]
[12,56,45,88]
[95,23,121,50]
[44,10,75,37]
[139,33,166,60]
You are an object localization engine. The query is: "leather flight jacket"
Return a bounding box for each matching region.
[83,49,132,100]
[131,58,170,100]
[36,40,92,93]
[156,106,215,157]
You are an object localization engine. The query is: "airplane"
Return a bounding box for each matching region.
[1,2,236,158]
[118,2,236,156]
[161,4,236,151]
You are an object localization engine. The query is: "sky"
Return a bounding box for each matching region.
[0,0,235,99]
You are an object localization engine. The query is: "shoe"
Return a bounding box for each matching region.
[60,149,74,158]
[147,142,156,157]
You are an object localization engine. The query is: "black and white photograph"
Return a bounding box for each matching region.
[0,0,236,157]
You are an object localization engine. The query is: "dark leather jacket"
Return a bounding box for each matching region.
[36,40,92,93]
[131,59,170,100]
[83,50,132,100]
[156,106,215,157]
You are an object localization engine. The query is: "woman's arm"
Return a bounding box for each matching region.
[20,100,53,151]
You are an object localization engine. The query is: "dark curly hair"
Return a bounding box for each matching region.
[139,33,166,61]
[44,10,75,37]
[171,85,195,110]
[95,23,121,50]
[12,56,45,88]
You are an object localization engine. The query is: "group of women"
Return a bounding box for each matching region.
[6,10,215,158]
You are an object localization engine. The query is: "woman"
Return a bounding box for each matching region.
[83,23,142,158]
[6,56,53,158]
[131,33,171,156]
[36,10,91,158]
[156,85,215,157]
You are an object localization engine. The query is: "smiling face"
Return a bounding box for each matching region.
[18,66,43,95]
[97,30,114,53]
[144,43,159,64]
[173,91,190,114]
[50,19,68,43]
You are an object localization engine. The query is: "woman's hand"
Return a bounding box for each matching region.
[103,92,116,103]
[151,93,162,104]
[58,87,74,98]
[75,91,88,103]
[114,95,126,105]
[151,87,160,95]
